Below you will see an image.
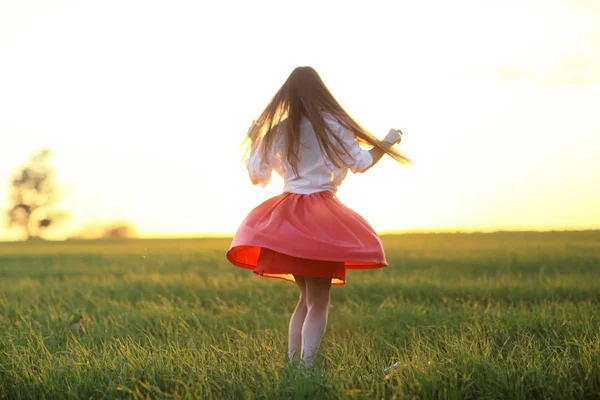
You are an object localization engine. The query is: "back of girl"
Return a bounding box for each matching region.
[226,66,410,369]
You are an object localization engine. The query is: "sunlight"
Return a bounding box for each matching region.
[0,0,598,239]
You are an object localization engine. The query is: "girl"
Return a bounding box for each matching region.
[226,66,410,367]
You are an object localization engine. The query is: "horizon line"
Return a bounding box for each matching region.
[1,227,599,243]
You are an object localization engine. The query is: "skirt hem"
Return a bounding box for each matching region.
[226,245,387,286]
[227,245,388,269]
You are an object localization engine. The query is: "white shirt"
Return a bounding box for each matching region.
[246,114,373,194]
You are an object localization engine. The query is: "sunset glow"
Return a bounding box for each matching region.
[0,0,599,240]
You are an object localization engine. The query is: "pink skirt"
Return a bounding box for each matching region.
[226,191,387,285]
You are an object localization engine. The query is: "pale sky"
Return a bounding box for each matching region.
[1,0,599,240]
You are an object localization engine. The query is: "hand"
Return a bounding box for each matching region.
[383,128,402,145]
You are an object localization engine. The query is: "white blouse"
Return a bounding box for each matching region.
[246,114,373,194]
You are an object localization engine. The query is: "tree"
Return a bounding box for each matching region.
[102,221,137,239]
[5,148,69,240]
[69,221,137,240]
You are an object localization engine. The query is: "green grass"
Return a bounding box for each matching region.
[1,231,599,399]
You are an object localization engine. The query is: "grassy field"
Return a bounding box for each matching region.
[0,231,599,399]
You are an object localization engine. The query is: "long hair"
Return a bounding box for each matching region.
[243,66,411,175]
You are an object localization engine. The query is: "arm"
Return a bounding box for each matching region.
[245,122,282,187]
[247,136,263,186]
[363,142,395,172]
[246,144,272,187]
[332,122,402,174]
[360,129,403,173]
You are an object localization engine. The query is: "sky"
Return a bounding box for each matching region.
[0,0,599,240]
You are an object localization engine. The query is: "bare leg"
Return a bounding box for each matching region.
[288,275,307,364]
[301,276,332,367]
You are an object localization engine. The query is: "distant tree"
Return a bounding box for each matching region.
[69,221,137,240]
[102,222,137,239]
[5,148,69,240]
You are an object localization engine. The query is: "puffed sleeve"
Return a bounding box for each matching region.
[245,133,282,187]
[245,138,272,187]
[331,121,373,173]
